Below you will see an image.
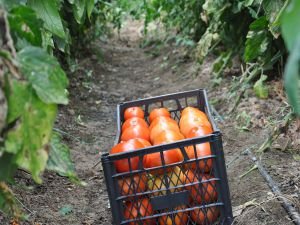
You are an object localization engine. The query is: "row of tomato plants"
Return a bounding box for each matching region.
[116,0,300,116]
[0,0,116,218]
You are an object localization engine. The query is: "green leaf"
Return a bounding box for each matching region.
[254,74,269,99]
[86,0,95,20]
[72,0,86,24]
[0,153,18,182]
[262,0,286,37]
[28,0,66,39]
[196,31,214,63]
[212,50,233,77]
[18,46,69,105]
[283,38,300,116]
[41,30,55,53]
[293,154,300,161]
[263,0,285,24]
[244,16,270,62]
[0,0,27,9]
[281,0,300,52]
[47,132,83,185]
[5,79,28,124]
[0,182,21,217]
[59,204,73,216]
[5,80,57,183]
[8,5,43,48]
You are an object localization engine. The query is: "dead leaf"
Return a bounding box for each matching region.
[232,199,258,217]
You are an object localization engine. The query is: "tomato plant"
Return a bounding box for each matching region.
[0,0,117,217]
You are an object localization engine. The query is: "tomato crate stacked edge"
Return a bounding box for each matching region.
[101,89,233,225]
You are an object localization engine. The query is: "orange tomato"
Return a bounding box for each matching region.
[143,148,183,174]
[110,139,145,172]
[184,170,218,204]
[122,117,149,132]
[149,117,178,132]
[185,142,212,172]
[181,107,208,119]
[150,122,180,143]
[118,173,147,196]
[124,107,144,120]
[179,114,212,137]
[149,108,171,124]
[190,206,220,224]
[135,138,152,147]
[158,206,188,225]
[124,198,155,225]
[121,125,150,142]
[152,130,184,145]
[187,125,213,138]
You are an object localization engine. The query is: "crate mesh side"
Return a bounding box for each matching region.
[105,90,232,225]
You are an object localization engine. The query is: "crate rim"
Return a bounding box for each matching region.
[114,88,219,145]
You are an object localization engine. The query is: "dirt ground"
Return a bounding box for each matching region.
[2,20,300,225]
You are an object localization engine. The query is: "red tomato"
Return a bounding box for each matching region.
[124,107,144,120]
[190,206,220,224]
[149,108,171,124]
[143,147,183,174]
[122,117,149,133]
[150,122,180,144]
[118,173,147,196]
[110,139,145,172]
[121,125,150,142]
[149,117,178,132]
[158,206,188,225]
[152,130,184,145]
[184,170,218,204]
[124,198,155,225]
[179,114,212,137]
[185,142,212,172]
[187,125,213,138]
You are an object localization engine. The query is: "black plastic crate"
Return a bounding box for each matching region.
[101,89,233,225]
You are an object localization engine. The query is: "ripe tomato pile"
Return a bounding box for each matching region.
[109,106,220,225]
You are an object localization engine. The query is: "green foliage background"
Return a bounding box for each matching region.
[116,0,299,115]
[0,0,113,218]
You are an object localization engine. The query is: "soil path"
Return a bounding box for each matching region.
[8,21,298,225]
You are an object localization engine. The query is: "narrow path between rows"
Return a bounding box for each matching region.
[14,21,295,225]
